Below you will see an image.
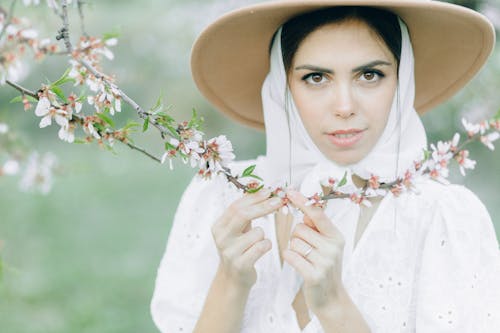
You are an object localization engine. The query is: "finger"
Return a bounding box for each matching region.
[291,223,328,250]
[228,226,265,256]
[282,248,313,280]
[225,196,283,235]
[238,238,272,267]
[289,237,317,263]
[213,188,274,237]
[286,190,338,237]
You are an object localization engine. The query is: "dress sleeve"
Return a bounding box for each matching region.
[150,174,229,333]
[415,185,500,332]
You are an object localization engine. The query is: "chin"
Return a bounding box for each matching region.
[325,152,364,166]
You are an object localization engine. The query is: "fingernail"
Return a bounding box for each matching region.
[269,197,282,206]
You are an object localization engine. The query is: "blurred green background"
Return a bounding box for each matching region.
[0,0,499,332]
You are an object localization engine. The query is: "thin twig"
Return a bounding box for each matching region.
[6,79,38,99]
[56,0,73,52]
[0,0,18,42]
[76,0,88,37]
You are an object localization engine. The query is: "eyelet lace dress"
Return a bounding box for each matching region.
[150,158,500,333]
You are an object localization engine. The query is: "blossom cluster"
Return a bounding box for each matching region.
[160,121,236,179]
[0,8,59,84]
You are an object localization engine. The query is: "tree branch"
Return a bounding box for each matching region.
[5,79,163,165]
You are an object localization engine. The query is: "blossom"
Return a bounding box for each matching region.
[201,135,235,174]
[426,159,450,184]
[462,118,481,137]
[19,151,58,195]
[2,160,20,176]
[305,193,326,208]
[0,123,9,134]
[83,121,100,139]
[34,97,69,128]
[454,150,476,176]
[480,132,500,151]
[58,122,76,143]
[67,93,82,113]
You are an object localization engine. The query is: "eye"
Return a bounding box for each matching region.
[302,72,328,85]
[359,70,385,83]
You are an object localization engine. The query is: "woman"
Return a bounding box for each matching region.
[151,1,500,332]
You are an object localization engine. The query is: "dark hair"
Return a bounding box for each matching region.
[280,6,402,74]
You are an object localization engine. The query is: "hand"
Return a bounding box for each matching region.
[211,188,283,289]
[283,190,347,314]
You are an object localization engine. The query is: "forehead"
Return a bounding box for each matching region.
[293,19,395,65]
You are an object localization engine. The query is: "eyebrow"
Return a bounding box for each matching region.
[294,60,392,74]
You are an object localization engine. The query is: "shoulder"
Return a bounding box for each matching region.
[415,179,490,218]
[411,178,495,240]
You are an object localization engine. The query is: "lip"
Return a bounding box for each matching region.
[326,128,365,148]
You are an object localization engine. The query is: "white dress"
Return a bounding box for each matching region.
[150,158,500,333]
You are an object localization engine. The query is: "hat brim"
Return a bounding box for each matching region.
[191,0,495,130]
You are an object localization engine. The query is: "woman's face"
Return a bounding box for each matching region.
[288,19,398,165]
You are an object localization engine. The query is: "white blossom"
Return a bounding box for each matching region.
[58,124,75,143]
[455,150,476,176]
[480,132,500,151]
[0,123,9,134]
[462,118,481,136]
[19,152,58,195]
[2,160,20,175]
[20,29,38,39]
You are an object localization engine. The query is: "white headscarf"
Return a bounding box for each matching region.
[263,18,428,317]
[260,18,427,196]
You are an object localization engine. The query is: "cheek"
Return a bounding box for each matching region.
[362,82,396,132]
[291,87,325,131]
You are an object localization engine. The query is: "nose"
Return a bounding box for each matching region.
[332,83,355,119]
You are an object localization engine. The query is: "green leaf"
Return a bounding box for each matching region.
[103,31,120,41]
[165,141,177,151]
[74,138,89,144]
[165,124,180,139]
[142,117,150,132]
[338,172,348,187]
[494,109,500,120]
[10,95,38,103]
[51,68,75,87]
[123,121,140,130]
[423,148,431,161]
[246,185,264,194]
[50,86,67,103]
[97,113,115,128]
[150,94,163,114]
[242,165,256,177]
[188,109,198,128]
[248,174,263,181]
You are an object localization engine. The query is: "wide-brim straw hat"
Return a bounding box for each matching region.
[191,0,496,130]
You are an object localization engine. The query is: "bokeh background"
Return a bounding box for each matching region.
[0,0,499,332]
